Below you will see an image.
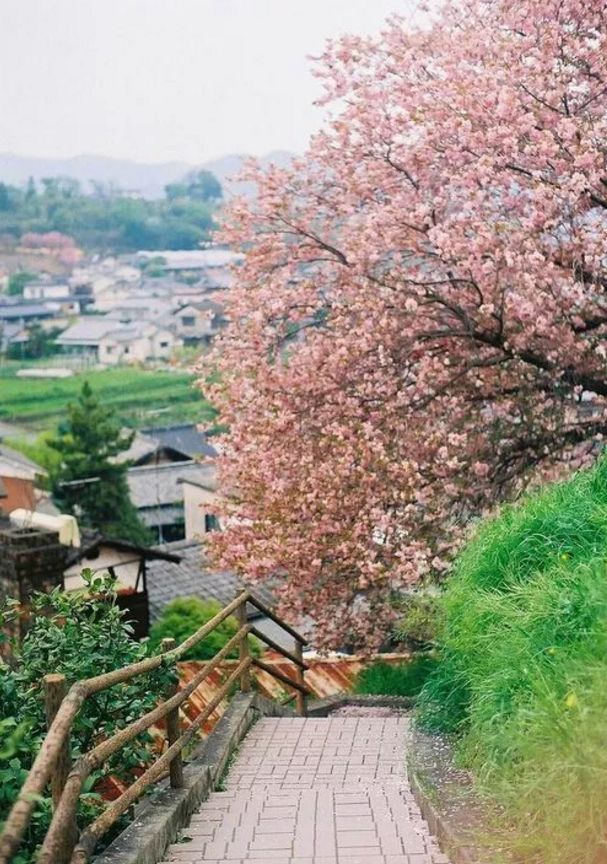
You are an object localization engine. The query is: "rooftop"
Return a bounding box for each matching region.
[136,249,241,269]
[146,538,276,621]
[0,444,46,481]
[118,424,217,466]
[0,303,54,320]
[127,460,216,509]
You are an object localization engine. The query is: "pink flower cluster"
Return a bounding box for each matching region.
[199,0,607,649]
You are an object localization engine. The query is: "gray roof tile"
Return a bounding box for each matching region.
[146,538,277,621]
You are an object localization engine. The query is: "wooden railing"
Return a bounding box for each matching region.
[0,590,310,864]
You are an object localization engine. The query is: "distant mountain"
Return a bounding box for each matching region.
[0,150,295,199]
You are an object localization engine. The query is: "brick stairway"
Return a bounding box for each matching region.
[162,715,450,864]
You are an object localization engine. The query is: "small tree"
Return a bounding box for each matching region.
[7,270,38,296]
[47,382,152,545]
[148,597,262,661]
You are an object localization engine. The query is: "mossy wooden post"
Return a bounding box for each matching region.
[43,673,77,862]
[294,642,307,716]
[161,638,184,789]
[235,597,251,692]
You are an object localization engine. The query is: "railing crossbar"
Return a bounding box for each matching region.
[252,656,311,696]
[249,625,309,670]
[247,594,307,645]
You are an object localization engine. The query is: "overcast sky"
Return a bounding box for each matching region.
[0,0,420,164]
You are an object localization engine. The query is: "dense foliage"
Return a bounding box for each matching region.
[205,0,607,648]
[47,382,152,545]
[0,170,220,252]
[419,455,607,864]
[149,597,262,661]
[0,572,168,864]
[354,657,438,699]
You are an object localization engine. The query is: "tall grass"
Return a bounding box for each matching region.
[419,455,607,864]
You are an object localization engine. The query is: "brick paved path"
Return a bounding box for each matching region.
[163,716,450,864]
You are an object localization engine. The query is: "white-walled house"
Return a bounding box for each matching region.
[97,322,180,365]
[23,282,70,301]
[56,317,181,365]
[160,299,227,347]
[179,471,221,538]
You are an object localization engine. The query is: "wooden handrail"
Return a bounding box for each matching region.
[0,590,250,864]
[0,588,308,864]
[71,658,252,863]
[249,625,309,669]
[37,625,251,864]
[252,656,311,696]
[247,593,308,645]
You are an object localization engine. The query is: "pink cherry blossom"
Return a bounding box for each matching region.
[199,0,607,650]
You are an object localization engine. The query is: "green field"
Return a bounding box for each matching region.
[0,364,216,434]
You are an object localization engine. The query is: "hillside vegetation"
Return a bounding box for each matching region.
[0,170,220,252]
[419,455,607,864]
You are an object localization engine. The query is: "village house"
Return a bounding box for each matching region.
[117,423,217,466]
[22,281,94,317]
[0,299,55,328]
[0,445,52,516]
[179,472,220,538]
[162,298,227,347]
[55,317,180,364]
[127,459,215,543]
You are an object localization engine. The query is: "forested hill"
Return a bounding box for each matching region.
[0,170,222,253]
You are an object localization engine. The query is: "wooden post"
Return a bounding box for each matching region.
[294,642,307,717]
[43,674,77,862]
[161,639,184,789]
[235,597,251,692]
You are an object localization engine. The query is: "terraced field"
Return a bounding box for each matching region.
[0,364,216,433]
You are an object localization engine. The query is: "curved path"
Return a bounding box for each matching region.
[162,715,450,864]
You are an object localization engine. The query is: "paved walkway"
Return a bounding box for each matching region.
[163,716,450,864]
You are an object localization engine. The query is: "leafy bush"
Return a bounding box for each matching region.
[0,571,169,864]
[419,454,607,863]
[354,656,438,698]
[393,591,443,649]
[148,596,262,661]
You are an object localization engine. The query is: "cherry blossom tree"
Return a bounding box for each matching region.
[202,0,607,649]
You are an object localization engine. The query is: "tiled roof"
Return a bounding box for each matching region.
[127,460,215,508]
[146,538,277,621]
[0,303,53,320]
[139,424,217,460]
[55,317,116,345]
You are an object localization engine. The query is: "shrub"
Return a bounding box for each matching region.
[0,571,168,864]
[148,596,262,661]
[354,656,438,698]
[419,454,607,863]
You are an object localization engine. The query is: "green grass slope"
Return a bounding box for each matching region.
[419,455,607,864]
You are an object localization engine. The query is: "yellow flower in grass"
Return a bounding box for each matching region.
[565,692,578,709]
